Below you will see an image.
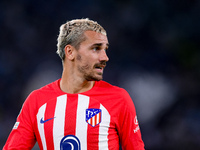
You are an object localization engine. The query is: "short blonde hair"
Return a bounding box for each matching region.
[56,18,107,60]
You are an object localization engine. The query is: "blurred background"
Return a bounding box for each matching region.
[0,0,200,149]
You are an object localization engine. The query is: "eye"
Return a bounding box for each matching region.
[92,47,100,51]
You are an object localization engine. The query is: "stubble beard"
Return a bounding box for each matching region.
[78,65,103,81]
[76,54,103,81]
[85,72,103,81]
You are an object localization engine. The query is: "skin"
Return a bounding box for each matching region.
[60,30,109,94]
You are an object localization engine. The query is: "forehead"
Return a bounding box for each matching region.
[83,30,109,45]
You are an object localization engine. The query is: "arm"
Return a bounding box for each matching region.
[3,93,36,150]
[118,89,145,150]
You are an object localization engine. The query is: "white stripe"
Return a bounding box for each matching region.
[88,118,91,124]
[99,104,110,150]
[76,94,90,150]
[37,103,47,150]
[53,94,67,150]
[92,115,95,126]
[97,113,100,124]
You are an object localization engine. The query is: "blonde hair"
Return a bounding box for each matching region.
[56,18,107,60]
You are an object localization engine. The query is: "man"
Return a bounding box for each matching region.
[4,18,145,150]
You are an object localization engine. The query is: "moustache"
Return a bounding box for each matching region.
[94,62,107,68]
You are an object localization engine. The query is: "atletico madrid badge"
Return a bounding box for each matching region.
[86,108,102,127]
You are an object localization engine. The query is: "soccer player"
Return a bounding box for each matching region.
[3,18,145,150]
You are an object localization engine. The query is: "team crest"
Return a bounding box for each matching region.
[86,108,102,127]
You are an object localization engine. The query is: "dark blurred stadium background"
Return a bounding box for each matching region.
[0,0,200,149]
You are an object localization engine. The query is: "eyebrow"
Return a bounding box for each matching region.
[92,43,109,48]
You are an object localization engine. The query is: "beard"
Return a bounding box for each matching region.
[78,64,103,81]
[84,72,103,81]
[76,54,106,81]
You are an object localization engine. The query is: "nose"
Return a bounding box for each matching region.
[100,50,109,62]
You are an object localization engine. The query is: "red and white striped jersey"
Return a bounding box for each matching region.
[3,79,145,150]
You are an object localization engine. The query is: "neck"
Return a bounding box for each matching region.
[60,70,95,94]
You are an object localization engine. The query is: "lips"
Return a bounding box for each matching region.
[95,66,103,69]
[94,65,106,71]
[94,62,106,70]
[94,63,106,74]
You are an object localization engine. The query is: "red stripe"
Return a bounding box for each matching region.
[99,112,101,124]
[94,114,97,126]
[64,94,78,136]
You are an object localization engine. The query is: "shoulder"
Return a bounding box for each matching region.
[98,80,129,96]
[95,81,132,105]
[101,80,134,101]
[30,79,59,95]
[96,81,136,116]
[25,79,61,105]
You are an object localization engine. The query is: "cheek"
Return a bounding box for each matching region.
[78,64,90,74]
[81,64,90,70]
[76,53,95,71]
[76,55,91,71]
[76,54,82,61]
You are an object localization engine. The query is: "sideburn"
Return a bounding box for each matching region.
[77,54,90,72]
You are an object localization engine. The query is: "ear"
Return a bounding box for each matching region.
[64,45,75,61]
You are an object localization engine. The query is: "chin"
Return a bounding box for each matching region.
[94,78,103,81]
[86,75,103,81]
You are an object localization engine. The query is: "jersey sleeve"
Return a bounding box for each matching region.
[117,89,145,150]
[3,92,37,150]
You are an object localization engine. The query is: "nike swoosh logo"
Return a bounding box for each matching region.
[40,117,55,124]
